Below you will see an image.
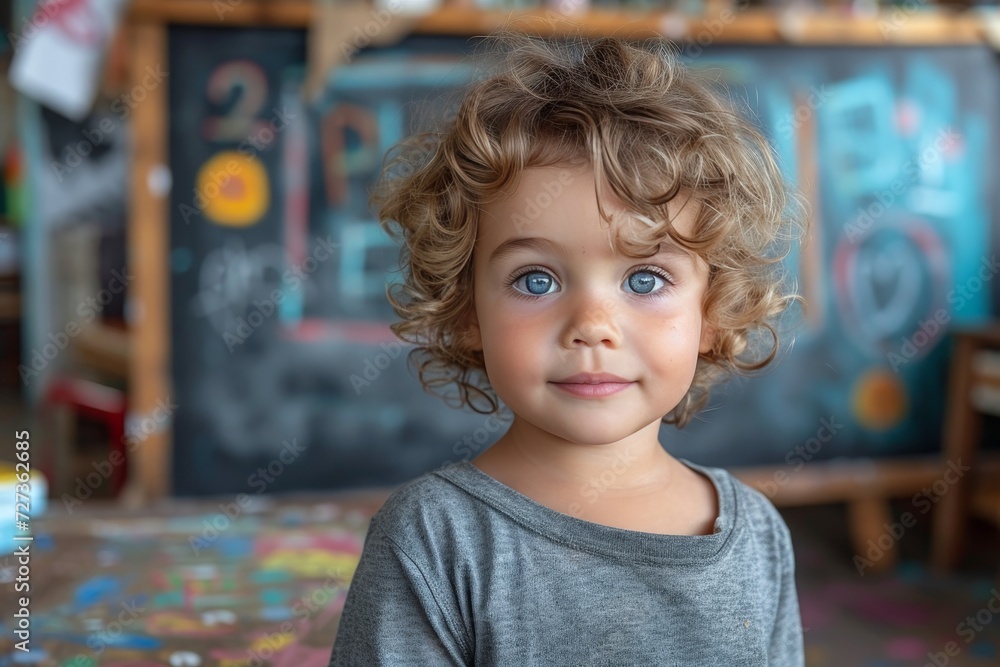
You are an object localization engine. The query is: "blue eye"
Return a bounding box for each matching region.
[512,270,558,296]
[625,270,664,295]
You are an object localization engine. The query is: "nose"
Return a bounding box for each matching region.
[560,291,622,350]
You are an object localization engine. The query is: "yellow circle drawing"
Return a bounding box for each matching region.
[195,151,269,227]
[853,368,908,431]
[261,549,357,579]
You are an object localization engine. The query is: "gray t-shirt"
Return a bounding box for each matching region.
[329,459,804,666]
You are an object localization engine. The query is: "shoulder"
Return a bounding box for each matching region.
[697,464,795,559]
[366,463,483,549]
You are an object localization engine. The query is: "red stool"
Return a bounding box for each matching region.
[41,376,128,497]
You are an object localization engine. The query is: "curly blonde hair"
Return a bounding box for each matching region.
[372,31,808,428]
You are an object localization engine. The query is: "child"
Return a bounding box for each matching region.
[330,31,807,666]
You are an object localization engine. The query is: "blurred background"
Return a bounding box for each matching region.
[1,0,999,664]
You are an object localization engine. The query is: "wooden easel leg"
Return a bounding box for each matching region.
[848,497,898,575]
[932,478,973,572]
[932,336,980,572]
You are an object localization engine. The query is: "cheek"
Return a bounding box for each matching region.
[480,308,549,378]
[640,316,705,366]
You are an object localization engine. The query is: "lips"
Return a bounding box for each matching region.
[551,377,634,398]
[550,372,635,398]
[552,372,632,384]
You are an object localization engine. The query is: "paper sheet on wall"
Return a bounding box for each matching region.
[9,0,128,121]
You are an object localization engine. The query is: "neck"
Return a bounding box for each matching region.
[473,416,678,497]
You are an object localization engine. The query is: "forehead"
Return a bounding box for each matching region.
[475,165,700,260]
[486,234,692,266]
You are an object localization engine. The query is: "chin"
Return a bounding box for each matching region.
[542,420,638,446]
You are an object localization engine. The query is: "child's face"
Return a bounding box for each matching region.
[465,163,715,445]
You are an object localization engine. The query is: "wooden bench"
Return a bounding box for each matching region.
[931,323,1000,571]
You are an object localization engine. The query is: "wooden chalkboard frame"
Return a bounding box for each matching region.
[126,0,999,45]
[123,20,170,504]
[123,0,1000,572]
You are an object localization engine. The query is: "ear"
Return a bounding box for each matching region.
[463,305,483,352]
[698,317,716,356]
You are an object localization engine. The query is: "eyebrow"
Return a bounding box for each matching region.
[487,236,691,265]
[488,237,563,265]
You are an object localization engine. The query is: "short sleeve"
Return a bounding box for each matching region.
[328,519,472,666]
[768,520,805,667]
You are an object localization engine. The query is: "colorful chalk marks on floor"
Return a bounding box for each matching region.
[1,498,998,665]
[0,495,379,667]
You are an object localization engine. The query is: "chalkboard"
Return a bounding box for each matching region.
[169,27,999,496]
[668,44,999,466]
[169,29,507,496]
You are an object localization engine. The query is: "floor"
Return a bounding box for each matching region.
[785,502,1000,665]
[1,393,998,665]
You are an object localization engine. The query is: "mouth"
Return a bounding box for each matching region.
[552,372,632,384]
[549,372,635,398]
